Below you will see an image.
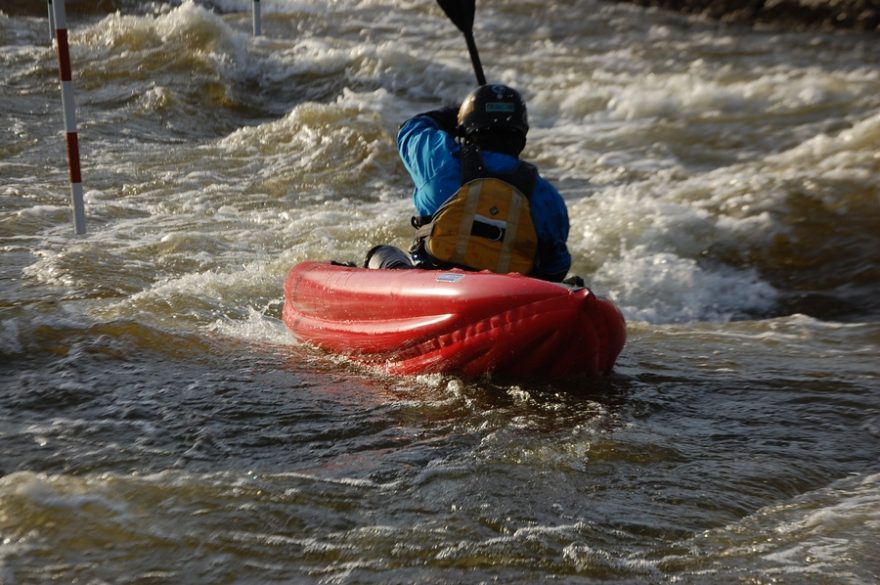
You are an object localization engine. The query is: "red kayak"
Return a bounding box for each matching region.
[282,261,626,379]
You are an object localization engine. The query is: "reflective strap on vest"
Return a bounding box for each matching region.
[497,190,522,273]
[454,181,483,264]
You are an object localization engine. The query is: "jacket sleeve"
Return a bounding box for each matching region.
[418,107,458,135]
[529,179,572,282]
[397,114,462,216]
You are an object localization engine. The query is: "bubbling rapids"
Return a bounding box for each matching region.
[1,1,878,584]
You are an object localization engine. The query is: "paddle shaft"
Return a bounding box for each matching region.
[437,0,487,86]
[464,31,486,86]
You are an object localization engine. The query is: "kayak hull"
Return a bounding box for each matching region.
[282,261,626,379]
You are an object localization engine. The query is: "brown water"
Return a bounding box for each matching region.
[2,1,879,583]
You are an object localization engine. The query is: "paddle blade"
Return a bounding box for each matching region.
[437,0,475,34]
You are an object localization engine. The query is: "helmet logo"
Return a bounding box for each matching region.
[485,102,515,113]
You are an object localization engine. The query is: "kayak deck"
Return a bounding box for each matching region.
[282,261,626,379]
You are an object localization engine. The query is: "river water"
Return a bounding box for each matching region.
[1,0,878,583]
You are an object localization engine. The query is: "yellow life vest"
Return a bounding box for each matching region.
[414,147,539,275]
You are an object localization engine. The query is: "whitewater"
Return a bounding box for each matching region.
[1,1,878,583]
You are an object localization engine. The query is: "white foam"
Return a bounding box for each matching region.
[667,472,880,580]
[558,108,879,325]
[2,471,130,515]
[787,473,880,534]
[597,245,778,324]
[78,1,255,88]
[566,179,778,324]
[208,307,290,345]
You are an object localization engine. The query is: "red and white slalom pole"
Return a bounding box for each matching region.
[50,0,86,235]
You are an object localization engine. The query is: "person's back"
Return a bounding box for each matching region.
[368,84,571,282]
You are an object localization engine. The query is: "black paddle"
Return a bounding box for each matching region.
[436,0,487,86]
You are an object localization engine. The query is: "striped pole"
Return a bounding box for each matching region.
[50,0,86,234]
[253,0,262,36]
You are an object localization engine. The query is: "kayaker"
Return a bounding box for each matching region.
[365,84,572,282]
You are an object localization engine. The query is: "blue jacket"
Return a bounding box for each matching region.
[397,114,572,280]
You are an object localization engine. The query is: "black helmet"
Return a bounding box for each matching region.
[457,84,529,139]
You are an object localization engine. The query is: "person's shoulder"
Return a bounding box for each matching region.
[481,150,519,172]
[400,114,436,134]
[535,172,557,187]
[399,118,459,159]
[529,167,558,191]
[532,173,566,209]
[402,114,461,141]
